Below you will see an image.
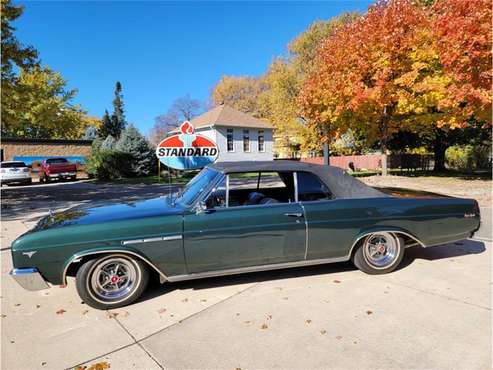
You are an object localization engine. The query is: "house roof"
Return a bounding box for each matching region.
[191,105,273,130]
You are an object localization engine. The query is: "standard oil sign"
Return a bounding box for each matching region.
[156,121,219,170]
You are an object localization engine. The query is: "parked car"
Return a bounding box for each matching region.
[10,161,480,309]
[39,157,77,182]
[0,161,32,186]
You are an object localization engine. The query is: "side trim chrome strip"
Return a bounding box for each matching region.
[62,250,169,284]
[166,255,349,282]
[121,235,182,245]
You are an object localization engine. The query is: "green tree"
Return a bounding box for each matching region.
[1,0,38,83]
[1,66,88,138]
[115,125,156,176]
[99,110,112,138]
[110,81,126,138]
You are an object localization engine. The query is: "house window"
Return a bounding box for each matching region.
[243,129,250,152]
[258,130,265,152]
[227,129,234,152]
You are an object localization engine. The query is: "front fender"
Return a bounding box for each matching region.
[60,246,169,285]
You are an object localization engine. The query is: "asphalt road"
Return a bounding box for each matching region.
[1,181,491,369]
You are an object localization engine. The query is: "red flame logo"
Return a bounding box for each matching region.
[180,121,194,135]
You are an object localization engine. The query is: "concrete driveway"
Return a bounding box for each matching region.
[1,182,491,369]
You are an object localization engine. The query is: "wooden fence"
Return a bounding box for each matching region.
[300,154,432,171]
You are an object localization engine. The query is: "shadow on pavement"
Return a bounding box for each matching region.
[398,239,485,270]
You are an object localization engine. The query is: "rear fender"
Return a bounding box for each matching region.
[349,226,426,258]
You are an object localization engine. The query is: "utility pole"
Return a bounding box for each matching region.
[323,126,329,166]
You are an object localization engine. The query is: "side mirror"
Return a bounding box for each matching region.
[196,200,208,214]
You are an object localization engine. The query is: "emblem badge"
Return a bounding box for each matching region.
[22,251,37,258]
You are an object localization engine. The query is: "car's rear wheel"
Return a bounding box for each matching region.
[76,254,149,309]
[352,232,404,274]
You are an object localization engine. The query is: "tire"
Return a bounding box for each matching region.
[76,254,149,310]
[71,175,76,181]
[25,179,32,185]
[352,232,405,275]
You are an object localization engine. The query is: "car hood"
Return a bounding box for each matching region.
[33,196,186,231]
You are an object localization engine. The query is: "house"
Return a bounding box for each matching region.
[188,105,273,162]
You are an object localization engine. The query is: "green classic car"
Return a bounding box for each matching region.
[10,161,481,309]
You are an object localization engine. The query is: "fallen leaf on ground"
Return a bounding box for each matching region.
[106,312,118,319]
[267,315,272,320]
[158,308,167,314]
[282,297,289,300]
[74,367,86,370]
[14,303,21,307]
[320,330,327,335]
[182,298,188,303]
[1,314,6,318]
[336,335,343,340]
[56,309,66,315]
[366,310,373,315]
[260,323,268,329]
[87,362,110,370]
[41,362,47,366]
[36,305,41,309]
[82,310,89,315]
[122,311,129,317]
[305,319,312,324]
[200,299,207,302]
[10,340,15,344]
[236,313,240,316]
[333,280,341,284]
[244,320,251,324]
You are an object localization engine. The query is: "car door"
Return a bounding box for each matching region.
[183,172,306,273]
[297,171,363,260]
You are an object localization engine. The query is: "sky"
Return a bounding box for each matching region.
[17,0,373,135]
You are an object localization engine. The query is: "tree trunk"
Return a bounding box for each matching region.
[323,141,329,166]
[433,129,447,172]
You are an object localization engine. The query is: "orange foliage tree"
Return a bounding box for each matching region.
[299,0,492,172]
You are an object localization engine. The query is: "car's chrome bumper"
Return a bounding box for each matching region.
[10,268,50,291]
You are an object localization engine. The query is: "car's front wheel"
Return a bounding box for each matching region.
[76,254,149,309]
[352,232,404,274]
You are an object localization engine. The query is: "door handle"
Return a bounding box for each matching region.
[284,212,303,218]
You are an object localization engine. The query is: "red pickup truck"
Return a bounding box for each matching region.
[39,158,77,182]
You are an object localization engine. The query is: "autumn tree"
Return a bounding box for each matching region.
[1,66,89,138]
[300,0,492,172]
[210,76,268,118]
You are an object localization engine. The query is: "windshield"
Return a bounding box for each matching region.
[1,162,26,168]
[177,168,220,205]
[46,158,68,164]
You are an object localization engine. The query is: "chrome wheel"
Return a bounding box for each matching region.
[363,232,399,269]
[89,257,139,303]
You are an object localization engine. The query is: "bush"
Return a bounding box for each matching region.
[114,125,156,176]
[86,125,157,180]
[85,150,133,180]
[446,145,491,172]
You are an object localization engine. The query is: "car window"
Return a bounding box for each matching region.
[222,171,295,207]
[46,158,68,164]
[297,172,333,201]
[1,162,26,168]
